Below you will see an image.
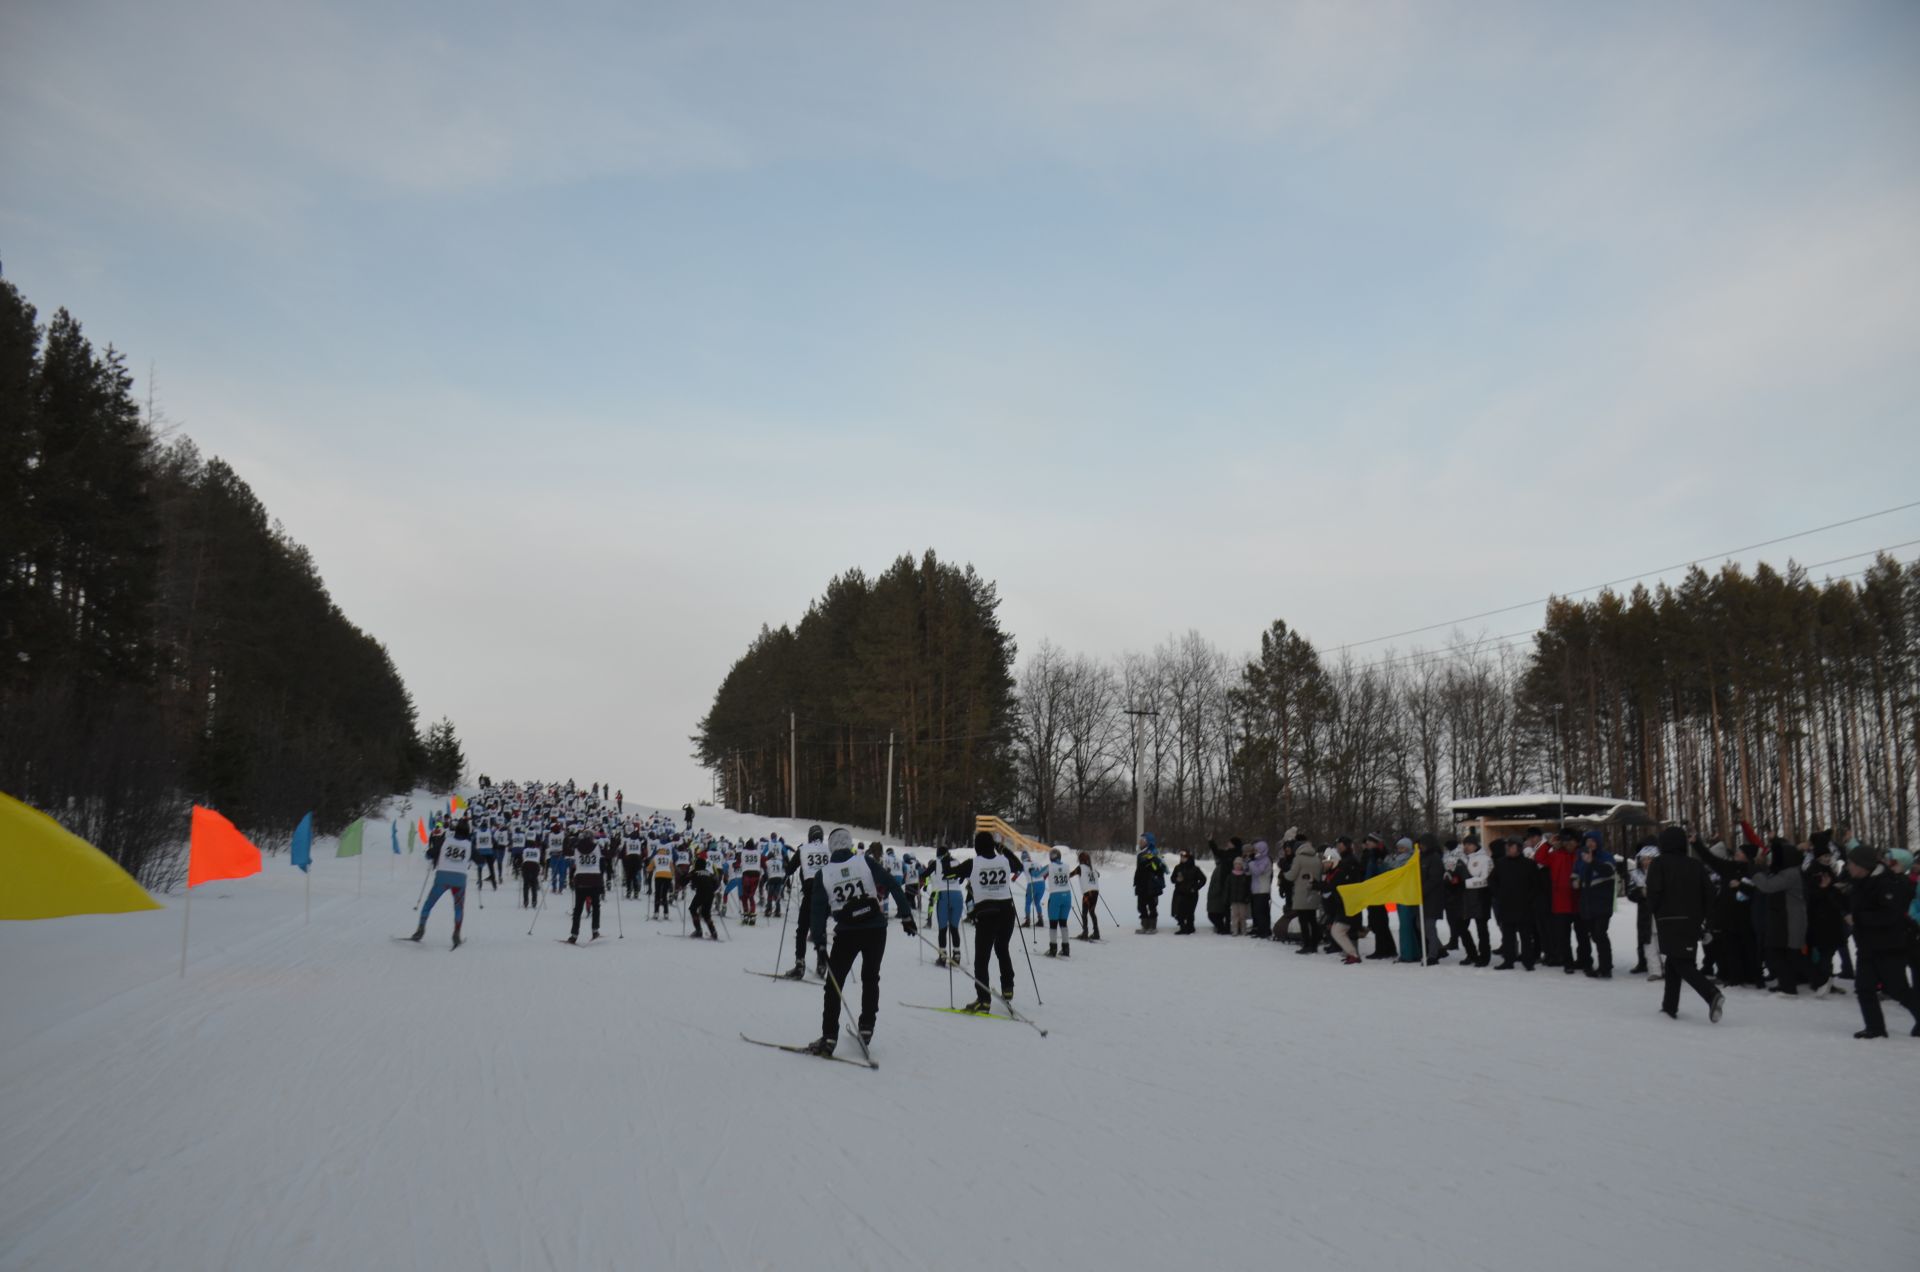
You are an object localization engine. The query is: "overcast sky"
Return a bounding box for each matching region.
[5,1,1918,800]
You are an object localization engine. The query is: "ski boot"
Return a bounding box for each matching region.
[566,934,579,945]
[802,1037,838,1057]
[934,953,949,968]
[1045,943,1058,957]
[1060,942,1070,958]
[781,962,806,980]
[815,953,828,978]
[999,986,1013,1002]
[407,924,425,942]
[450,927,463,949]
[962,996,992,1014]
[858,1028,874,1048]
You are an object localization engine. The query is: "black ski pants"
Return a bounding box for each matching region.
[652,875,673,917]
[821,924,887,1039]
[1658,925,1718,1014]
[1854,946,1920,1036]
[689,886,717,938]
[571,880,604,937]
[973,901,1017,998]
[1170,890,1199,932]
[520,861,541,908]
[1367,905,1397,958]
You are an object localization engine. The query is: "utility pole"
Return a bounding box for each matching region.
[790,710,797,820]
[884,730,896,839]
[1124,707,1157,845]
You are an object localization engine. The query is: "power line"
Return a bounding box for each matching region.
[1326,499,1920,654]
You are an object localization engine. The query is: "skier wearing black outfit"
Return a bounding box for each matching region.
[959,832,1021,1011]
[784,826,832,980]
[687,849,720,939]
[565,831,606,943]
[1646,825,1723,1022]
[801,829,916,1055]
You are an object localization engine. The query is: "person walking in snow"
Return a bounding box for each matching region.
[1647,825,1724,1023]
[1843,844,1920,1039]
[762,839,787,918]
[1021,851,1047,928]
[738,838,763,925]
[410,816,474,947]
[650,839,676,919]
[801,828,917,1056]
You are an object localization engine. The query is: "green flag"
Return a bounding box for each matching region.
[406,822,418,854]
[336,818,365,858]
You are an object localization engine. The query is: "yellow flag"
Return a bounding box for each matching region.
[1336,847,1424,914]
[0,792,163,920]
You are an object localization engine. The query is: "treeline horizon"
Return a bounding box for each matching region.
[700,554,1917,852]
[0,277,462,886]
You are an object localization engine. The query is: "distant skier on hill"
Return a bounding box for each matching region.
[1044,847,1074,957]
[687,848,720,939]
[1072,850,1102,941]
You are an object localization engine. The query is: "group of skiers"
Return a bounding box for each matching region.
[1125,815,1920,1040]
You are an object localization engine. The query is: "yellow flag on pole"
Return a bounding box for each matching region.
[0,791,163,920]
[1336,847,1424,915]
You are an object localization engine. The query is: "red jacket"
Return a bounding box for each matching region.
[1545,847,1578,914]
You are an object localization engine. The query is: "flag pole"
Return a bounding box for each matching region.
[179,883,193,978]
[1417,847,1427,968]
[305,866,311,925]
[357,846,364,898]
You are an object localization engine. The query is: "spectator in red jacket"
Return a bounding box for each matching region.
[1544,829,1580,971]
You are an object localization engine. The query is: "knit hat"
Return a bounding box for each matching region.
[1395,837,1413,851]
[1583,830,1603,845]
[973,830,995,852]
[1846,844,1879,871]
[1656,826,1689,856]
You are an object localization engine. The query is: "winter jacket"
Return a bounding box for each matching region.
[1323,857,1363,921]
[1572,850,1617,923]
[1740,847,1807,949]
[1849,868,1917,954]
[1544,847,1578,915]
[1226,862,1252,906]
[1170,860,1206,895]
[1205,843,1236,916]
[1417,835,1446,905]
[1647,852,1711,928]
[1491,854,1532,910]
[1287,843,1321,912]
[1246,842,1273,895]
[1804,868,1847,951]
[1463,848,1491,890]
[1134,850,1167,898]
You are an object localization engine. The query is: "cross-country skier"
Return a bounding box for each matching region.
[1021,851,1046,928]
[739,838,763,924]
[621,834,645,901]
[410,816,474,947]
[928,846,967,967]
[1072,850,1102,940]
[473,818,500,890]
[518,830,543,908]
[687,848,720,939]
[650,839,675,919]
[762,839,786,917]
[1044,846,1074,957]
[783,826,832,980]
[801,828,917,1056]
[958,831,1020,1011]
[565,828,606,943]
[900,850,921,917]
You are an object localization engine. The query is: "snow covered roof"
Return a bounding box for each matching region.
[1448,794,1647,822]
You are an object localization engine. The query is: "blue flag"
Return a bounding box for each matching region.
[390,821,401,854]
[290,812,313,873]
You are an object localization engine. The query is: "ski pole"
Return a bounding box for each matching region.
[526,870,545,937]
[1100,890,1122,935]
[770,877,792,971]
[412,859,434,911]
[1014,906,1043,1005]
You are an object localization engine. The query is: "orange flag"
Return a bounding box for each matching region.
[188,806,263,887]
[416,816,429,845]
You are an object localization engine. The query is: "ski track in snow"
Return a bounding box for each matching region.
[2,804,1916,1272]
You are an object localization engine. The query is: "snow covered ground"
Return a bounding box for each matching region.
[2,802,1915,1272]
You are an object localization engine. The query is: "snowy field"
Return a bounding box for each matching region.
[2,803,1916,1272]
